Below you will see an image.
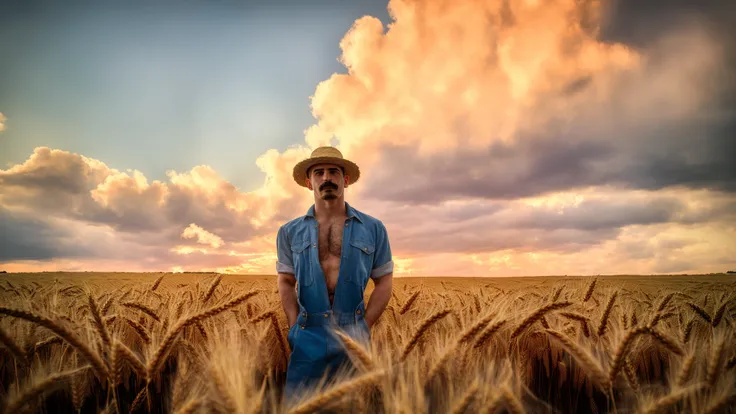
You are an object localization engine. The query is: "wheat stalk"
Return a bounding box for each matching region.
[287,370,384,414]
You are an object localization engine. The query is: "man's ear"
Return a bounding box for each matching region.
[306,178,313,190]
[343,175,350,188]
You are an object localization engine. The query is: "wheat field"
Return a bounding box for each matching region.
[0,273,734,414]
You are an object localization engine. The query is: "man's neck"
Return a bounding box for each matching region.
[314,197,347,221]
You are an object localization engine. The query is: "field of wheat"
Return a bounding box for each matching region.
[0,272,734,414]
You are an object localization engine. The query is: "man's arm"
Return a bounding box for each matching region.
[365,272,392,328]
[365,220,394,328]
[275,225,298,327]
[278,272,298,327]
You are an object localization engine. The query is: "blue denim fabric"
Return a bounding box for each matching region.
[276,202,393,398]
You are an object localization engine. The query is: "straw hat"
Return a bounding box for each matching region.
[293,146,360,188]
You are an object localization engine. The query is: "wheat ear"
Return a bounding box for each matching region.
[287,370,384,414]
[676,353,696,387]
[706,338,725,387]
[147,290,260,376]
[175,399,203,414]
[648,328,684,356]
[124,317,151,344]
[0,307,108,380]
[597,292,618,337]
[687,302,712,324]
[639,384,704,414]
[400,309,451,360]
[449,380,479,414]
[473,320,507,349]
[4,366,91,413]
[583,279,597,302]
[88,293,111,354]
[112,340,147,384]
[546,329,610,390]
[151,275,164,291]
[334,330,375,371]
[609,326,650,382]
[501,386,526,414]
[121,302,161,322]
[0,327,28,366]
[702,393,736,414]
[511,302,572,339]
[202,274,222,303]
[712,302,727,327]
[399,291,421,314]
[457,312,496,344]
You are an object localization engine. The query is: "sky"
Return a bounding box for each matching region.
[1,0,734,276]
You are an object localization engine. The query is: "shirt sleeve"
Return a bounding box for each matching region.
[371,220,394,279]
[276,225,295,274]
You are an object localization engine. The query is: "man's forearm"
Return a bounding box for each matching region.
[278,274,298,326]
[365,273,393,328]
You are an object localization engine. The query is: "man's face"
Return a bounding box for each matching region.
[306,163,349,201]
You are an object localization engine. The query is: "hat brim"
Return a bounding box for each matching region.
[293,156,360,188]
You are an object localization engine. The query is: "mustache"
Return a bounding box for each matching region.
[320,181,338,191]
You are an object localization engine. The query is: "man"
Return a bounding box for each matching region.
[276,146,394,396]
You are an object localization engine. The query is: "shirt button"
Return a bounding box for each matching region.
[302,312,307,317]
[345,223,349,227]
[300,325,305,329]
[323,313,329,318]
[313,244,316,248]
[356,309,362,315]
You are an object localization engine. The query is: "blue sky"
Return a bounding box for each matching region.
[0,0,390,191]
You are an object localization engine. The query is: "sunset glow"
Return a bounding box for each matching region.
[1,0,734,276]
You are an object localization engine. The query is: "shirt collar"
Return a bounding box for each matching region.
[304,201,363,223]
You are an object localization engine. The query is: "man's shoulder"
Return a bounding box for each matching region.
[351,206,385,229]
[279,215,308,233]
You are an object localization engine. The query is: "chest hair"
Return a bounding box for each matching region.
[318,223,343,261]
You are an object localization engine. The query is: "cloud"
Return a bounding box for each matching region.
[0,112,5,132]
[296,0,734,205]
[181,223,224,249]
[1,0,735,275]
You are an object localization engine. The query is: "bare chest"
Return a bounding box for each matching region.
[317,223,344,260]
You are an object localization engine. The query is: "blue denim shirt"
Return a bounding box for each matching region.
[275,202,394,291]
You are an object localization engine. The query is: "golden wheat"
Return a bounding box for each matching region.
[0,273,734,414]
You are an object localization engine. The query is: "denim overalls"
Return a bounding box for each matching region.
[276,202,393,396]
